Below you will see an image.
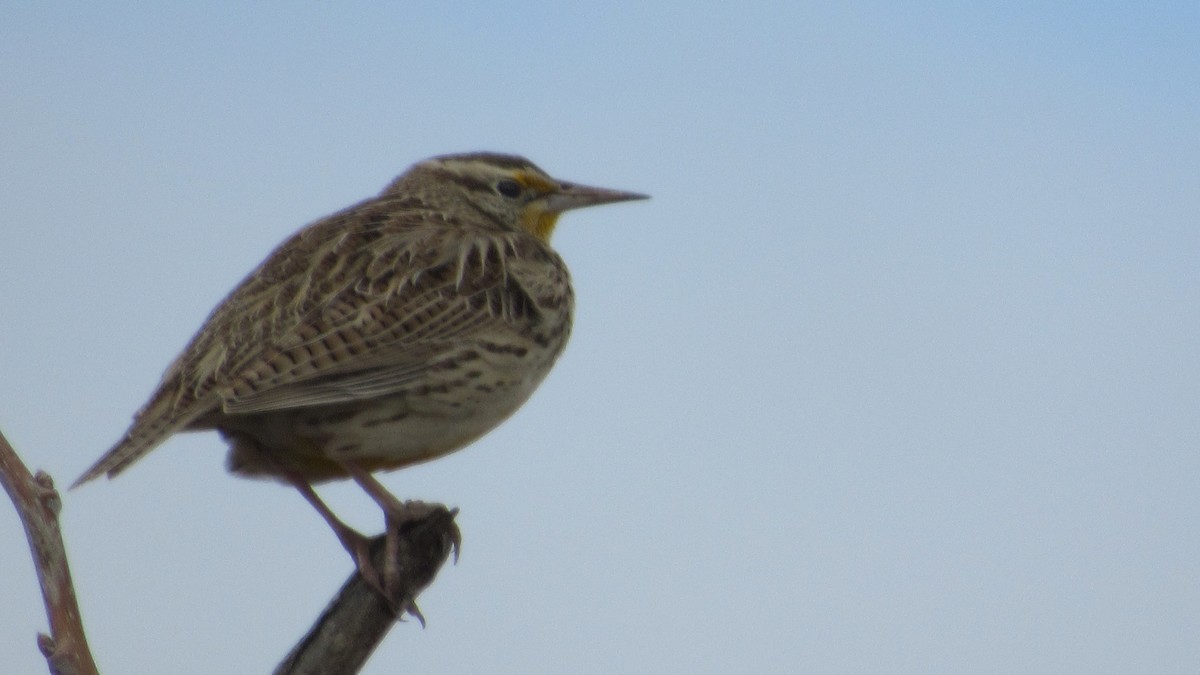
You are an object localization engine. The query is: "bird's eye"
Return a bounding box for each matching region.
[496,180,522,199]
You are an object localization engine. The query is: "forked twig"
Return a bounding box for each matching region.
[0,428,99,675]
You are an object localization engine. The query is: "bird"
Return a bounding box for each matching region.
[73,152,647,605]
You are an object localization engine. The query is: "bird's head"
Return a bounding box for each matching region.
[392,152,648,243]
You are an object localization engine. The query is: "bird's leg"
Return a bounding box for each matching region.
[334,462,465,620]
[339,463,411,599]
[223,431,392,597]
[335,461,458,614]
[339,461,441,523]
[273,467,390,601]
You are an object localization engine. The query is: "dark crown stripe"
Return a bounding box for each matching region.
[435,152,537,172]
[428,168,495,195]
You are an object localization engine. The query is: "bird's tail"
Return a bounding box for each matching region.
[71,422,171,488]
[71,391,207,488]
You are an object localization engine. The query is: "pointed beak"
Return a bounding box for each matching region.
[543,181,649,213]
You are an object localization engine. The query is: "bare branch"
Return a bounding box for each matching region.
[0,429,99,675]
[2,423,459,674]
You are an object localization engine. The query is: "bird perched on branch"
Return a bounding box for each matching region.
[74,152,647,605]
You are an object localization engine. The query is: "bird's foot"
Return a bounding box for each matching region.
[336,463,462,615]
[334,523,421,619]
[374,502,462,620]
[319,518,393,601]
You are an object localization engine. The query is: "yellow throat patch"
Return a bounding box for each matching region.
[515,170,562,243]
[521,206,561,243]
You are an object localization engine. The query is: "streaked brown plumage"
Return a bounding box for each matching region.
[73,152,646,601]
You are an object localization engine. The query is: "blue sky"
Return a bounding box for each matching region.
[2,3,1197,673]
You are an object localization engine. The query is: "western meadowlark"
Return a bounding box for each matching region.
[73,152,647,602]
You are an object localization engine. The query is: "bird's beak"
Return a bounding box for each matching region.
[544,182,649,213]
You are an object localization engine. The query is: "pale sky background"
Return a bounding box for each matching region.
[2,3,1197,674]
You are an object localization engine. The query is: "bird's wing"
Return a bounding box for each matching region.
[74,198,536,485]
[214,280,526,414]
